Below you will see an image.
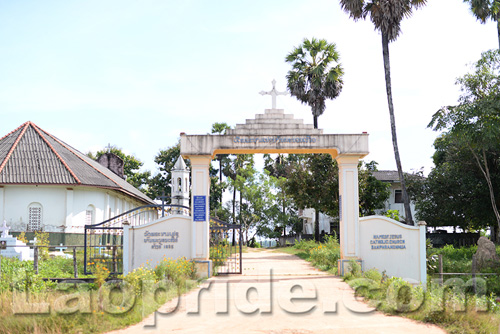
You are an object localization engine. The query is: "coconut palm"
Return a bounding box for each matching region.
[285,38,344,129]
[339,0,427,225]
[463,0,500,48]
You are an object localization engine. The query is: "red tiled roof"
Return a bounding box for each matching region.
[0,121,154,204]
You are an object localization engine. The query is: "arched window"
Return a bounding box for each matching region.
[28,203,42,231]
[177,177,182,192]
[185,177,188,192]
[86,205,95,225]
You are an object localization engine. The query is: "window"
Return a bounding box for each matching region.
[394,190,403,204]
[28,203,42,231]
[177,177,182,192]
[86,205,95,225]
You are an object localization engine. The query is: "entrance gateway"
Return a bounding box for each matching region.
[181,82,426,285]
[119,82,426,285]
[180,96,368,277]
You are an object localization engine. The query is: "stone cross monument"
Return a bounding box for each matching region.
[259,79,287,109]
[0,220,10,238]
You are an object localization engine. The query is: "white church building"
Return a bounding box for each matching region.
[0,121,155,234]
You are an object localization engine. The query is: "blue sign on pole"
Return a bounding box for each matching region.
[193,196,207,222]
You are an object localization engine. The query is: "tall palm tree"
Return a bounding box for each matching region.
[463,0,500,48]
[339,0,427,225]
[285,38,344,129]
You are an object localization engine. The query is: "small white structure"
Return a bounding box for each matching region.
[299,209,334,235]
[0,220,31,260]
[0,122,156,234]
[171,156,190,208]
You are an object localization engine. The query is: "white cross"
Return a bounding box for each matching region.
[259,79,287,109]
[55,243,67,253]
[0,220,10,238]
[105,143,113,153]
[29,237,37,245]
[95,243,106,255]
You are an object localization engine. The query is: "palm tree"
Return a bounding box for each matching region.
[285,38,344,129]
[463,0,500,48]
[339,0,427,225]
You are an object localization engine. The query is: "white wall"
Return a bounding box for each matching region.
[0,185,146,233]
[124,215,192,273]
[358,216,426,285]
[375,184,417,220]
[301,208,331,234]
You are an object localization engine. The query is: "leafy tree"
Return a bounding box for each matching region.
[358,161,391,216]
[264,154,300,236]
[285,154,339,241]
[285,37,344,129]
[428,50,500,239]
[339,0,427,225]
[463,0,500,48]
[88,146,151,192]
[408,134,498,232]
[223,154,255,224]
[211,122,231,210]
[145,142,184,201]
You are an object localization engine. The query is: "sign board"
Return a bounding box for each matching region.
[193,196,207,222]
[0,241,6,250]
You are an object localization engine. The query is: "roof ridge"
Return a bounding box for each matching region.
[36,127,122,188]
[0,121,28,142]
[30,123,82,185]
[0,122,30,174]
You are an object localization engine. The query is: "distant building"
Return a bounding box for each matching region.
[300,208,336,236]
[0,121,155,234]
[371,170,417,220]
[299,170,418,236]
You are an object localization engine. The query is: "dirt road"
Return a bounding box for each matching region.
[108,249,447,334]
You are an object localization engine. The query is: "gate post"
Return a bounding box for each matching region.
[188,155,212,277]
[336,155,362,274]
[122,221,130,276]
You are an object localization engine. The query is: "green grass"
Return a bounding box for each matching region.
[0,255,201,334]
[341,245,500,334]
[280,239,500,334]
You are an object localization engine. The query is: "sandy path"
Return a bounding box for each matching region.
[107,249,447,334]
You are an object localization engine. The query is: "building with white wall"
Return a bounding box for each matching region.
[371,170,417,220]
[0,121,155,234]
[300,170,418,236]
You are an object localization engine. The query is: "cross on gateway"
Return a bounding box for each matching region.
[259,79,287,109]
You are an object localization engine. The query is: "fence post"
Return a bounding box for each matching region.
[73,247,78,278]
[438,254,443,286]
[471,254,477,294]
[34,246,39,274]
[113,246,117,274]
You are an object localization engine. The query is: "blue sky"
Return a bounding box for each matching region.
[0,0,497,176]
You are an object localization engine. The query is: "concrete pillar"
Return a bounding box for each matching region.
[0,186,4,223]
[65,188,73,232]
[122,222,130,275]
[188,155,212,260]
[418,221,427,287]
[336,155,361,259]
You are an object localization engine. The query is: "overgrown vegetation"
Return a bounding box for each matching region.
[292,235,340,274]
[0,255,199,334]
[343,258,500,334]
[289,239,500,334]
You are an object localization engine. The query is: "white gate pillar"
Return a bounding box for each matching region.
[188,155,212,261]
[336,155,362,273]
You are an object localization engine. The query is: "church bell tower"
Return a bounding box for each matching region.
[171,156,190,208]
